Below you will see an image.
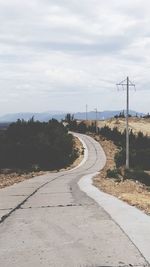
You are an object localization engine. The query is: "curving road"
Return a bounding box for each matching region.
[0,133,147,267]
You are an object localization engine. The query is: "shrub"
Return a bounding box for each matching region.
[99,126,150,170]
[0,119,77,171]
[124,169,150,186]
[107,168,120,179]
[115,149,125,168]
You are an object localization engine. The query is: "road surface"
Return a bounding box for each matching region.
[0,133,148,267]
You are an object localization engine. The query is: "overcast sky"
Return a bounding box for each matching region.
[0,0,150,115]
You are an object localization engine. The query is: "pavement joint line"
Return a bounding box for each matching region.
[20,203,83,209]
[0,173,65,224]
[39,192,72,194]
[19,203,96,209]
[8,194,28,197]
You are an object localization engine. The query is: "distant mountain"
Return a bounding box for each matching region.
[0,110,145,122]
[0,112,66,122]
[74,110,144,120]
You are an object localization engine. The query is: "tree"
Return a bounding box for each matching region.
[0,119,77,170]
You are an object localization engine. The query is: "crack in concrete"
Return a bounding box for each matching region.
[0,174,65,224]
[39,192,71,195]
[20,203,83,209]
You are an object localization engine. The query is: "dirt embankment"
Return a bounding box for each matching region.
[0,136,84,189]
[97,117,150,136]
[93,135,150,215]
[86,117,150,136]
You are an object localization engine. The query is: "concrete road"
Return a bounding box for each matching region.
[0,133,148,267]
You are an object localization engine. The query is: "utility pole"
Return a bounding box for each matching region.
[86,104,88,120]
[95,108,98,134]
[117,77,135,169]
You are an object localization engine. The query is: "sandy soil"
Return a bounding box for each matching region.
[0,136,84,189]
[97,117,150,136]
[93,135,150,215]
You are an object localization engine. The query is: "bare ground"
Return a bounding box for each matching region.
[0,170,46,189]
[93,135,150,215]
[0,136,84,189]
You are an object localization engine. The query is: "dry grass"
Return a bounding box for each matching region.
[86,117,150,136]
[97,117,150,136]
[0,171,46,189]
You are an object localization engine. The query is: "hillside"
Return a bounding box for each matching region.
[97,117,150,136]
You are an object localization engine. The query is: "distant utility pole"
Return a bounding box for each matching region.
[117,77,135,169]
[86,104,88,120]
[95,108,98,134]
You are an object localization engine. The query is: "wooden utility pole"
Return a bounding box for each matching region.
[117,77,135,169]
[95,108,98,134]
[86,104,88,120]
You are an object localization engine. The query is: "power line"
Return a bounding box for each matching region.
[116,77,136,169]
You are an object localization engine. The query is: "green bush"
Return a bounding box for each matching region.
[125,169,150,186]
[107,168,120,179]
[99,126,150,170]
[115,150,125,168]
[0,119,77,171]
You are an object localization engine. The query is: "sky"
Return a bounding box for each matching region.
[0,0,150,115]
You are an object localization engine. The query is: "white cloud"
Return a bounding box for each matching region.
[0,0,150,114]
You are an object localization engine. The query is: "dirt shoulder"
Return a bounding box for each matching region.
[0,170,46,189]
[93,135,150,215]
[0,136,84,189]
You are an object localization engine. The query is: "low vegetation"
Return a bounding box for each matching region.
[100,126,150,170]
[0,118,77,171]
